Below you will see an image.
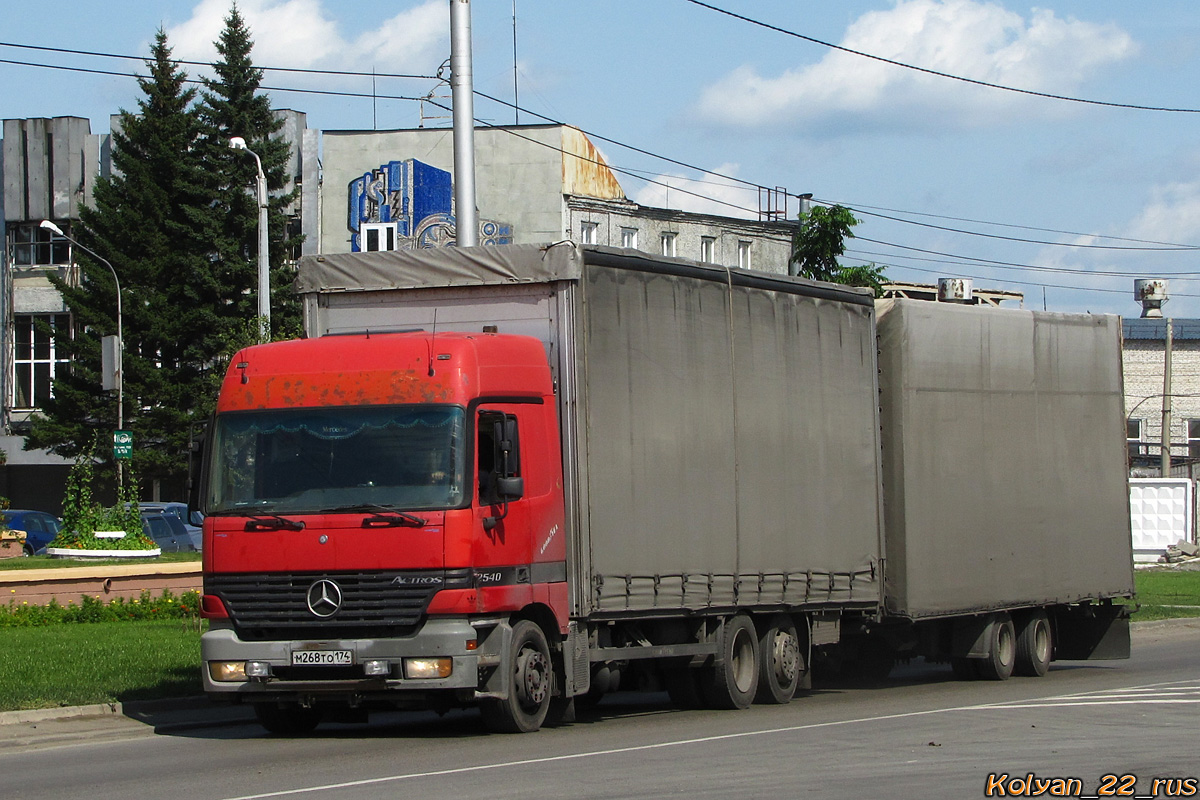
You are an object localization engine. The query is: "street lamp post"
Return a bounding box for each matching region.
[229,137,270,342]
[39,220,124,486]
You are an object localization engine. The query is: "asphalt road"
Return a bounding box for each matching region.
[3,619,1199,800]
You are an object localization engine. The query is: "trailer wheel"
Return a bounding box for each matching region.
[705,614,759,709]
[754,614,801,704]
[253,703,322,736]
[1014,611,1052,677]
[480,619,553,733]
[976,614,1016,681]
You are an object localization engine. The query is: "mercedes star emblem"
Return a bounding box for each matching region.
[306,579,343,618]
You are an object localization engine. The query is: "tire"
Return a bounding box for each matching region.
[1014,611,1052,677]
[976,614,1016,681]
[23,544,34,557]
[253,703,322,736]
[704,614,759,710]
[479,619,553,733]
[754,614,801,704]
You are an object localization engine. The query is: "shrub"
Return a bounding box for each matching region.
[0,588,200,628]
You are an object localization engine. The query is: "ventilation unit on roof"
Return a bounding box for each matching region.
[937,278,973,303]
[1134,279,1168,318]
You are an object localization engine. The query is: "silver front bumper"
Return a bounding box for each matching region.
[201,617,482,695]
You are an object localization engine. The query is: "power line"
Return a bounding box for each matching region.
[6,40,1198,280]
[826,201,1200,252]
[842,255,1200,299]
[5,41,1191,255]
[853,236,1200,277]
[0,40,436,80]
[680,0,1200,114]
[824,198,1200,249]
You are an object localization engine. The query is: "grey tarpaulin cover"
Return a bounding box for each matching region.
[298,244,885,615]
[296,242,583,295]
[876,299,1135,619]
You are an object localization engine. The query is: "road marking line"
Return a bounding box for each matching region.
[219,680,1200,800]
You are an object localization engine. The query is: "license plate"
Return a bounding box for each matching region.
[291,649,353,666]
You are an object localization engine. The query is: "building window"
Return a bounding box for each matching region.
[1189,420,1200,458]
[737,240,752,269]
[620,227,638,250]
[661,232,677,257]
[580,221,599,245]
[1128,419,1146,460]
[11,314,71,410]
[8,223,71,267]
[361,222,398,252]
[700,236,716,263]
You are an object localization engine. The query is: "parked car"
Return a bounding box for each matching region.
[141,511,196,553]
[138,502,203,551]
[0,509,62,555]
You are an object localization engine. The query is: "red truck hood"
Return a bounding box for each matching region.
[204,512,445,574]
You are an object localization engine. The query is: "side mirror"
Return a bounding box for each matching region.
[495,476,524,500]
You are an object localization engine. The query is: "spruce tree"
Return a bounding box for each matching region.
[29,30,212,496]
[196,2,302,336]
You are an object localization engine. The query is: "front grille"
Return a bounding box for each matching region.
[206,569,472,641]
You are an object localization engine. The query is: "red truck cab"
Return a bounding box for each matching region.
[200,331,567,732]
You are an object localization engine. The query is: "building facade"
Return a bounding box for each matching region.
[1123,318,1200,471]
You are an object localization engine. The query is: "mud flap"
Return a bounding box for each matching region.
[1053,604,1131,661]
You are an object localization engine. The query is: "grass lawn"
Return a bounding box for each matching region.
[1126,567,1200,620]
[0,619,203,711]
[0,552,202,571]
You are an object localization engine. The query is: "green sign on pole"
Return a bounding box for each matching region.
[113,430,133,460]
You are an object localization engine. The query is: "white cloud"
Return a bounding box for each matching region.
[1126,182,1200,245]
[633,164,760,218]
[696,0,1136,131]
[166,0,446,75]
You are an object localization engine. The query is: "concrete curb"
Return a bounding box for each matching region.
[0,702,122,725]
[0,696,256,731]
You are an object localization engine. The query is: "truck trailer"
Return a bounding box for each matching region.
[198,242,1134,734]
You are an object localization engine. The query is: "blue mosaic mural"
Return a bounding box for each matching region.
[348,159,513,251]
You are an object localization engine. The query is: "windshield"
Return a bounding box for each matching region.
[207,406,466,514]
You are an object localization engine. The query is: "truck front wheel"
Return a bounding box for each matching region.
[1014,611,1052,677]
[705,614,759,709]
[480,619,553,733]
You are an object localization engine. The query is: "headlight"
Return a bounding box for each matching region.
[209,661,247,682]
[403,658,453,679]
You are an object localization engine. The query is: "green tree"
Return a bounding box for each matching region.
[790,204,887,295]
[195,2,302,338]
[29,30,213,496]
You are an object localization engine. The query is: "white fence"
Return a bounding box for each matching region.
[1129,478,1194,562]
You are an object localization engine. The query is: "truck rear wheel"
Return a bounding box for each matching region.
[705,614,759,709]
[1014,611,1052,677]
[480,619,553,733]
[976,614,1016,681]
[253,703,322,736]
[754,614,801,704]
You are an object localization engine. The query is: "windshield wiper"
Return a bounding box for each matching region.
[244,514,306,532]
[321,504,428,528]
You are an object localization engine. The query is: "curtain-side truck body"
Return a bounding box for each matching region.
[198,243,1133,734]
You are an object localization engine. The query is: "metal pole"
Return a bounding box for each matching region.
[230,138,271,342]
[40,221,123,488]
[450,0,479,247]
[1162,317,1173,476]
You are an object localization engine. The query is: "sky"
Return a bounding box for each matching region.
[4,0,1200,316]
